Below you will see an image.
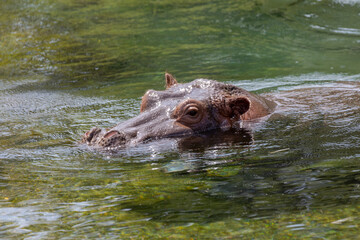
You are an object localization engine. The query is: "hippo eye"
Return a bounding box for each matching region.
[174,99,205,126]
[186,108,198,117]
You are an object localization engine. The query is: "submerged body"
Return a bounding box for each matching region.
[81,73,276,149]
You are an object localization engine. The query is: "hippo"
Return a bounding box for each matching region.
[81,73,276,149]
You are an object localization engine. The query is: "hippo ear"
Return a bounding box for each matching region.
[165,72,177,89]
[222,96,250,119]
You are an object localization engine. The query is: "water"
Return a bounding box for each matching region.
[1,0,359,239]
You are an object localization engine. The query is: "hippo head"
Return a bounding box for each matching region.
[82,73,275,149]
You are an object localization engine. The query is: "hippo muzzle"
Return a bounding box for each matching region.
[82,107,195,149]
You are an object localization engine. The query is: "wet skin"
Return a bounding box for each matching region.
[81,73,276,149]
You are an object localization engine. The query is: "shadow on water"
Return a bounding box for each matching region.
[177,128,253,151]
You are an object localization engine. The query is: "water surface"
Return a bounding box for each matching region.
[1,0,360,239]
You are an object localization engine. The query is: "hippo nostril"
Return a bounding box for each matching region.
[82,127,104,145]
[99,130,127,148]
[104,130,120,139]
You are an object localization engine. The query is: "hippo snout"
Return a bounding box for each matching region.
[82,127,105,145]
[82,128,127,148]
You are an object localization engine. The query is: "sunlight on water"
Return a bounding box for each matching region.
[0,207,61,235]
[333,0,360,5]
[231,73,360,92]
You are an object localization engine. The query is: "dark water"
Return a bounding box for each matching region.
[1,0,360,239]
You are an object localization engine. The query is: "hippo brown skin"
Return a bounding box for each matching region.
[81,73,276,149]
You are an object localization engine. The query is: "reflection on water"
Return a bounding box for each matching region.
[1,0,360,239]
[0,207,61,235]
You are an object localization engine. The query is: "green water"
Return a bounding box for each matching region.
[1,0,360,239]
